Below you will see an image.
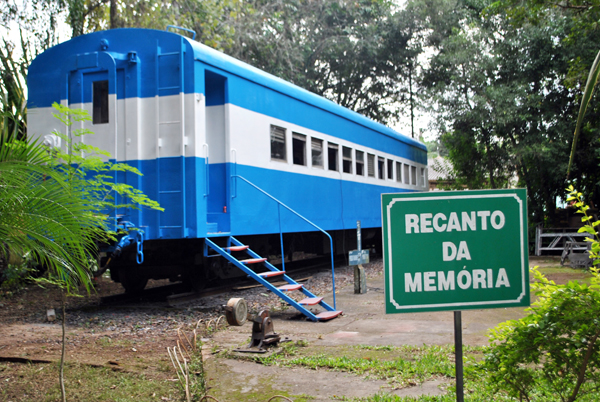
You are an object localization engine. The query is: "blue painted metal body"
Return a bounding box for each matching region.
[27,28,428,246]
[104,219,145,264]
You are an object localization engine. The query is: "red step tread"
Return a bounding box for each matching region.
[299,297,323,305]
[226,245,249,251]
[316,311,343,321]
[257,271,285,278]
[278,284,303,291]
[240,258,267,264]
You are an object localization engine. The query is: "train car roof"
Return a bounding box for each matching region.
[29,28,426,152]
[184,33,425,151]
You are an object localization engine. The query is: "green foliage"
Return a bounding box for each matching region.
[0,33,30,142]
[420,0,600,225]
[478,187,600,402]
[567,185,600,263]
[480,269,600,401]
[229,0,421,125]
[49,102,163,224]
[0,125,104,295]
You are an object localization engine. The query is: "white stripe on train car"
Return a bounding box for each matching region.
[29,95,426,192]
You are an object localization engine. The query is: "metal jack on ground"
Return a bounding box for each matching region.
[235,310,285,353]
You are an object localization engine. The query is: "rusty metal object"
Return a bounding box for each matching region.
[234,310,281,353]
[225,297,248,326]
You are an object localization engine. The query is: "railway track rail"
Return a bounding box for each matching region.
[99,256,340,309]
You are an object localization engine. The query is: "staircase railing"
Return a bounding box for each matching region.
[231,175,337,310]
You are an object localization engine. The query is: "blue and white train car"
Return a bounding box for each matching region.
[28,28,428,291]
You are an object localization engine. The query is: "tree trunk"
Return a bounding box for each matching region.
[60,292,67,402]
[110,0,119,29]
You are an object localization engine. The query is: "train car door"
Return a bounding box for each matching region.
[205,70,230,233]
[66,52,120,223]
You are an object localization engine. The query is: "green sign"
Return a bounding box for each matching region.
[382,189,529,314]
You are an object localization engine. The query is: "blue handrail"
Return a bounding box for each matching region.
[166,25,197,40]
[232,175,337,310]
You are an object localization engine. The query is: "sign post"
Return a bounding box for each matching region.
[350,221,368,293]
[382,189,529,400]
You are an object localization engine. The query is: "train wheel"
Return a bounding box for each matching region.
[184,266,207,293]
[119,269,148,294]
[225,298,248,326]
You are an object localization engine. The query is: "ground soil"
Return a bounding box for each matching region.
[0,256,592,401]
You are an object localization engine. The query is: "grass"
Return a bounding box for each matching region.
[228,341,600,402]
[0,361,177,402]
[240,343,470,389]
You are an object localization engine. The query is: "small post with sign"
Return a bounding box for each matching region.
[350,221,368,294]
[382,189,529,401]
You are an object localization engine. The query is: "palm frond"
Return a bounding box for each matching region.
[568,48,600,177]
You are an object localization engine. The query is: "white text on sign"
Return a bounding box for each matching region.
[405,211,506,233]
[404,268,510,292]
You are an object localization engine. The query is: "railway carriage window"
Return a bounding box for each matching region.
[387,159,393,180]
[378,157,385,179]
[411,166,417,185]
[311,138,323,168]
[292,133,307,166]
[93,80,109,124]
[403,164,410,185]
[367,154,375,177]
[356,151,364,176]
[396,162,402,182]
[421,168,426,187]
[270,125,287,161]
[328,143,339,171]
[342,146,352,174]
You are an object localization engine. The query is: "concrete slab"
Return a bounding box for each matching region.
[207,269,529,401]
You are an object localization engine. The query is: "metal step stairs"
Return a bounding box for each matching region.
[204,237,342,322]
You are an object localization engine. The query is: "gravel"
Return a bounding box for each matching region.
[1,260,384,337]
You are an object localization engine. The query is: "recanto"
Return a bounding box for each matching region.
[404,268,510,292]
[405,211,506,234]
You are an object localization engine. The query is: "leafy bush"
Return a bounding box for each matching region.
[478,186,600,402]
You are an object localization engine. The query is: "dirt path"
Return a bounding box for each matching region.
[0,256,589,401]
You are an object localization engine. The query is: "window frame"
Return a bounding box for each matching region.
[311,138,324,168]
[328,142,339,172]
[270,125,287,162]
[342,146,353,174]
[355,150,364,176]
[378,157,385,179]
[292,132,307,166]
[367,154,375,177]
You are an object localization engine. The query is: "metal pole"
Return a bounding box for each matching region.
[357,220,361,253]
[278,204,285,273]
[454,311,464,402]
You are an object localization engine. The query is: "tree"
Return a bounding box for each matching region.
[480,188,600,402]
[418,0,600,225]
[0,125,106,402]
[228,0,422,126]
